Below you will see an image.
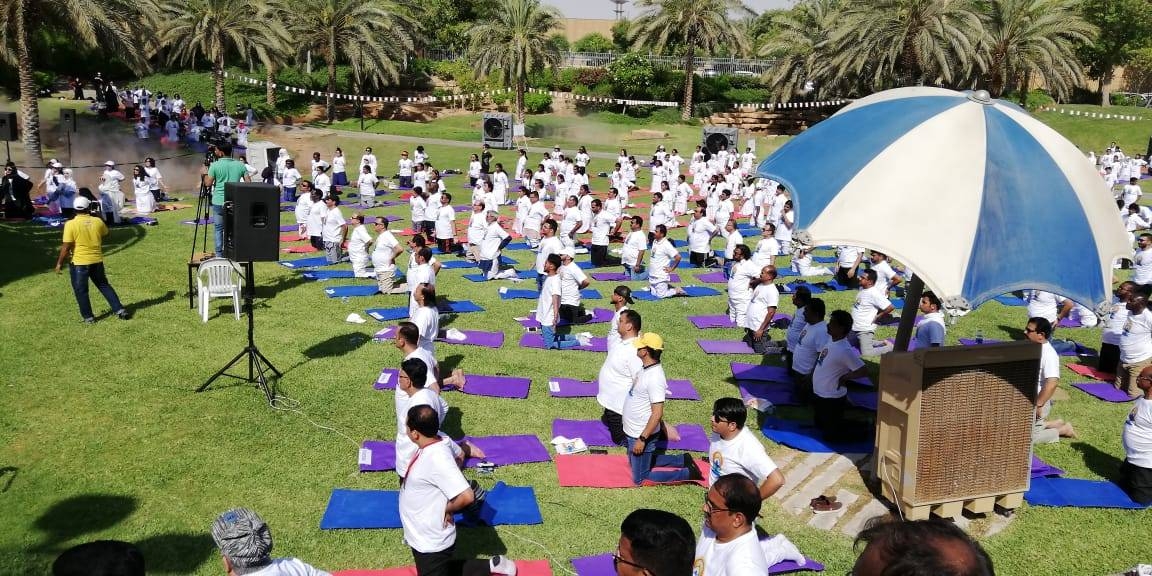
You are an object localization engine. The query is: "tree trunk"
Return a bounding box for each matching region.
[326,35,336,123]
[1100,68,1114,107]
[681,47,695,121]
[14,0,43,166]
[213,57,226,112]
[306,50,312,74]
[1018,72,1030,108]
[266,65,277,107]
[516,79,525,125]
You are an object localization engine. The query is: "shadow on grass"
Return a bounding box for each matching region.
[0,466,16,492]
[303,332,372,360]
[453,526,507,558]
[998,324,1026,340]
[135,532,217,574]
[0,220,146,292]
[443,406,465,439]
[127,289,176,316]
[1071,441,1124,480]
[30,494,138,553]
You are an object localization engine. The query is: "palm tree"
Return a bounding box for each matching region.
[292,0,418,123]
[156,0,289,112]
[976,0,1094,103]
[828,0,984,89]
[759,0,843,102]
[631,0,753,121]
[0,0,144,165]
[468,0,561,124]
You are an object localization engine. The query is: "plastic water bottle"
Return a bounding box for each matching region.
[975,329,984,344]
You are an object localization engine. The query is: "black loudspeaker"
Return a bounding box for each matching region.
[482,112,514,149]
[702,127,738,155]
[0,112,17,141]
[224,183,280,262]
[263,146,282,171]
[60,109,77,133]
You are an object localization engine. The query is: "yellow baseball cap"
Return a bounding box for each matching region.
[633,332,664,351]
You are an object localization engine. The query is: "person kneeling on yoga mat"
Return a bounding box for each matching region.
[623,332,702,485]
[1119,365,1152,505]
[398,403,518,576]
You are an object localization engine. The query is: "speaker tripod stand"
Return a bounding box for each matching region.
[198,261,280,405]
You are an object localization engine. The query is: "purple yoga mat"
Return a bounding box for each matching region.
[372,369,530,398]
[518,307,614,329]
[846,389,878,411]
[1057,317,1091,329]
[698,339,761,354]
[519,332,608,352]
[689,313,792,330]
[731,362,793,383]
[697,271,727,283]
[358,435,551,472]
[279,224,296,232]
[1031,455,1065,479]
[571,552,824,576]
[548,377,700,400]
[1071,382,1136,402]
[738,380,801,407]
[590,272,681,283]
[551,420,709,452]
[960,338,1096,357]
[372,326,505,348]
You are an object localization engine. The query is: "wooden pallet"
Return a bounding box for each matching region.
[901,492,1024,521]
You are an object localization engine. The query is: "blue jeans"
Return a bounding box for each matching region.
[478,259,495,278]
[624,263,648,281]
[282,186,296,202]
[536,273,544,292]
[70,262,124,320]
[625,436,690,485]
[541,325,579,349]
[723,259,734,279]
[211,204,225,256]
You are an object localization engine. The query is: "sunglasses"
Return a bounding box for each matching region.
[612,552,651,575]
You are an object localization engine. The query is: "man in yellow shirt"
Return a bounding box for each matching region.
[55,197,131,323]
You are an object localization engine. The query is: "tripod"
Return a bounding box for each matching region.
[198,261,280,405]
[187,180,216,308]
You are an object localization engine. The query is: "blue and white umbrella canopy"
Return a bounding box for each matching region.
[756,86,1129,312]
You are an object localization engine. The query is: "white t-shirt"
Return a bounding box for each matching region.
[1026,290,1065,324]
[479,221,510,261]
[836,246,862,269]
[591,211,615,246]
[407,263,434,314]
[1134,248,1152,285]
[744,282,780,331]
[399,439,470,554]
[425,193,442,221]
[535,275,561,326]
[622,231,648,266]
[753,237,780,267]
[281,168,301,188]
[650,203,673,229]
[1123,183,1143,205]
[688,218,717,253]
[1123,397,1152,468]
[792,320,830,376]
[1037,341,1060,394]
[467,211,487,245]
[536,236,563,274]
[358,173,378,196]
[649,238,679,282]
[608,307,627,350]
[727,259,758,303]
[597,336,642,414]
[870,260,897,289]
[623,363,668,438]
[295,194,314,225]
[708,426,778,486]
[1103,302,1131,346]
[434,205,455,240]
[332,155,346,175]
[371,230,400,271]
[242,557,331,576]
[812,338,864,399]
[524,201,549,231]
[851,284,892,333]
[361,154,378,173]
[723,230,744,260]
[321,206,345,243]
[693,526,770,576]
[348,224,372,256]
[559,262,589,306]
[409,195,427,223]
[412,305,440,356]
[914,312,947,348]
[1120,308,1152,364]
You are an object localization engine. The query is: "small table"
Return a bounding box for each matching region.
[187,253,216,308]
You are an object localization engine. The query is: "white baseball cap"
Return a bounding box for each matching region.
[73,197,91,210]
[104,160,115,166]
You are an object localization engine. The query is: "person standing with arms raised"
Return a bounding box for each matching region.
[203,143,250,258]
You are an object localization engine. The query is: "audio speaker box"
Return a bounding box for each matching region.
[702,127,738,155]
[60,109,77,133]
[0,112,17,141]
[224,183,280,262]
[873,342,1039,520]
[482,112,514,150]
[263,146,282,171]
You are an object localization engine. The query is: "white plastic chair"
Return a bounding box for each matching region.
[197,258,243,322]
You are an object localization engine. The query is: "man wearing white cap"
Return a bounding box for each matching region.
[98,161,125,224]
[55,197,130,323]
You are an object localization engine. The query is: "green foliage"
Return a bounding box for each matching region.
[523,91,553,113]
[607,52,655,98]
[611,20,634,52]
[575,68,610,88]
[136,67,326,117]
[547,33,570,54]
[722,87,773,103]
[430,60,473,82]
[554,68,580,92]
[572,33,615,53]
[1079,0,1152,80]
[1122,46,1152,93]
[1005,88,1056,110]
[1110,93,1142,107]
[693,74,731,102]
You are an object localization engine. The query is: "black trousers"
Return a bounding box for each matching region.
[411,547,492,576]
[1099,343,1120,373]
[835,266,860,289]
[1119,460,1152,505]
[690,251,708,267]
[559,303,585,323]
[590,244,617,267]
[601,408,626,446]
[812,394,848,441]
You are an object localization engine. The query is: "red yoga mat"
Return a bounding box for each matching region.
[555,454,707,488]
[1068,363,1116,382]
[334,559,553,576]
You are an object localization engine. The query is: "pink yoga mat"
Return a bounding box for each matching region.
[279,233,305,242]
[548,377,700,400]
[519,332,608,352]
[372,326,505,348]
[555,454,707,488]
[551,420,709,452]
[334,559,553,576]
[1068,363,1116,381]
[518,307,614,329]
[373,369,531,398]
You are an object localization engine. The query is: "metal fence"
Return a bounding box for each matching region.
[422,49,778,75]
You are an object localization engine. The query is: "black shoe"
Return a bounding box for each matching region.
[684,454,703,481]
[116,309,132,320]
[466,479,486,515]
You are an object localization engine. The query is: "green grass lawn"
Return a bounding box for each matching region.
[1033,104,1152,155]
[0,96,1149,575]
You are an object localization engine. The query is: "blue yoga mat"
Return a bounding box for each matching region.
[499,288,603,300]
[505,241,532,251]
[319,481,543,529]
[775,268,798,277]
[762,419,874,454]
[279,256,333,269]
[325,285,380,298]
[440,256,518,270]
[631,286,721,301]
[993,295,1026,307]
[1024,477,1148,509]
[463,270,536,282]
[780,282,825,295]
[820,279,852,291]
[813,256,837,264]
[302,270,356,280]
[365,300,484,321]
